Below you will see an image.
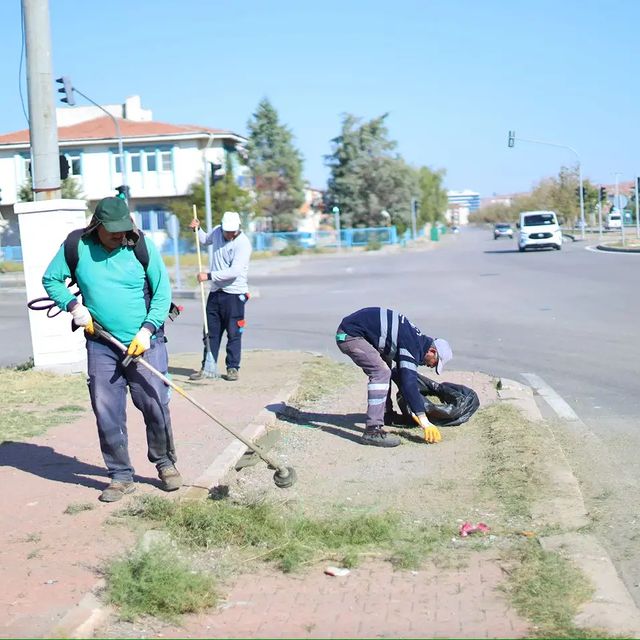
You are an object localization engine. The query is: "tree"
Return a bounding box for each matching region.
[246,98,304,231]
[325,113,425,231]
[169,155,252,236]
[469,164,599,226]
[417,166,448,225]
[18,177,85,202]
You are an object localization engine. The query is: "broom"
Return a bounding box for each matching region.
[193,204,217,377]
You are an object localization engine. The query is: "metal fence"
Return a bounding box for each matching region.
[251,227,398,251]
[0,226,418,262]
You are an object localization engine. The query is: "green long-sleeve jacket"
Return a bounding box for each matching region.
[42,233,171,344]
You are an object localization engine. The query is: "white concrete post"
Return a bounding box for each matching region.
[15,199,88,372]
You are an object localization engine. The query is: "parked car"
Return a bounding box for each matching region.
[517,210,562,251]
[493,223,513,239]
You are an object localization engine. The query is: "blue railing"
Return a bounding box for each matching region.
[251,227,398,251]
[1,246,23,261]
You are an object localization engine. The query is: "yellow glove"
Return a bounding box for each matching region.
[412,413,442,444]
[85,318,95,335]
[127,328,152,357]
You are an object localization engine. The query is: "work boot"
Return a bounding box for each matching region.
[361,427,401,448]
[99,481,135,503]
[189,369,205,381]
[225,367,239,381]
[158,465,183,492]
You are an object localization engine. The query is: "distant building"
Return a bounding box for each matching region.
[447,189,480,212]
[0,96,248,248]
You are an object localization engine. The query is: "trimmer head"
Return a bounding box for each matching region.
[273,466,297,489]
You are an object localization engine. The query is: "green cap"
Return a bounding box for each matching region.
[94,197,133,232]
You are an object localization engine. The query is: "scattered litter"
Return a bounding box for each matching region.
[411,571,419,576]
[44,579,58,585]
[459,522,490,537]
[26,502,38,507]
[324,566,350,577]
[519,530,537,538]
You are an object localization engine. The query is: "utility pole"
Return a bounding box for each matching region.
[410,198,418,240]
[202,133,214,264]
[22,0,61,200]
[332,206,341,250]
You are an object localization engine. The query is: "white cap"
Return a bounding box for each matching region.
[433,338,453,375]
[221,211,241,232]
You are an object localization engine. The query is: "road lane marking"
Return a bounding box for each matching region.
[520,372,580,421]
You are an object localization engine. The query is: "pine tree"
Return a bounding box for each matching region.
[246,98,305,231]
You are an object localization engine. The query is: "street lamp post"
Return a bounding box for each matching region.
[70,86,128,190]
[332,206,341,250]
[507,131,585,240]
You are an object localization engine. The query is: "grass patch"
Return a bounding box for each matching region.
[504,540,598,638]
[0,368,88,443]
[64,502,95,515]
[121,496,453,573]
[104,544,217,621]
[0,260,24,273]
[290,357,358,407]
[474,403,542,522]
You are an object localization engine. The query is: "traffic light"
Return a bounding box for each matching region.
[55,76,75,106]
[599,186,607,200]
[575,186,586,201]
[59,155,69,180]
[115,185,130,200]
[507,130,515,148]
[210,162,224,185]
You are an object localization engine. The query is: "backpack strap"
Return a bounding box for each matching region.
[63,228,86,285]
[133,229,150,270]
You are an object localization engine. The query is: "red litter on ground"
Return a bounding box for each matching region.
[459,521,490,537]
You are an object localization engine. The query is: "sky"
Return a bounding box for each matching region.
[1,0,639,197]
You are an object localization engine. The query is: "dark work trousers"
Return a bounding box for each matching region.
[336,334,393,428]
[86,336,176,482]
[202,290,247,370]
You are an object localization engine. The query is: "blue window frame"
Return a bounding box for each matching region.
[135,206,170,232]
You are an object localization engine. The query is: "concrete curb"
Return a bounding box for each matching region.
[183,377,300,500]
[596,243,640,253]
[498,376,640,635]
[52,373,303,639]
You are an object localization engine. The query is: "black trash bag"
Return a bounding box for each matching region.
[395,373,480,427]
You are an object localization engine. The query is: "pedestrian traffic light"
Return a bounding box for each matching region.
[55,76,75,106]
[599,186,607,200]
[210,162,224,185]
[115,185,130,200]
[507,130,515,148]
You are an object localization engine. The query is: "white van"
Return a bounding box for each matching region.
[517,210,562,252]
[605,211,622,230]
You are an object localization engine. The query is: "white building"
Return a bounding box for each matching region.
[0,96,247,250]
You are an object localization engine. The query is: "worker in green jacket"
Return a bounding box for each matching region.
[43,196,181,502]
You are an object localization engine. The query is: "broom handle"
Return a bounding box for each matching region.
[193,205,210,337]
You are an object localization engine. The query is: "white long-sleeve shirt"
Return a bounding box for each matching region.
[197,226,252,294]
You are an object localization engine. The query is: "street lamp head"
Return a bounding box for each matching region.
[332,206,340,214]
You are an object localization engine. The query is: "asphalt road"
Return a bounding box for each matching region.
[2,228,638,433]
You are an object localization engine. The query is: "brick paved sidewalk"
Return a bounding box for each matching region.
[97,370,531,639]
[0,350,307,639]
